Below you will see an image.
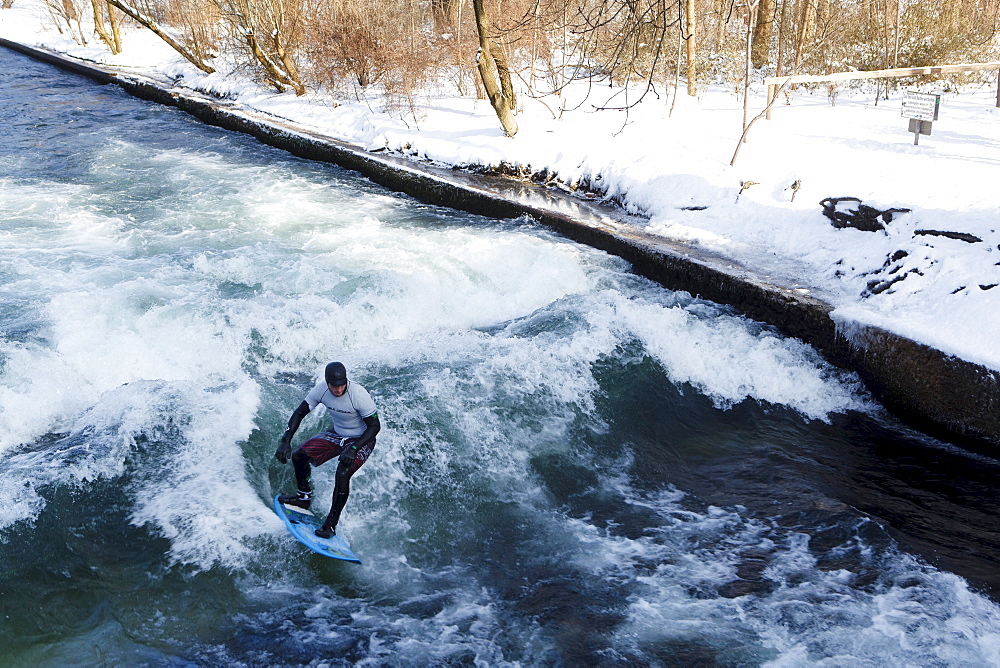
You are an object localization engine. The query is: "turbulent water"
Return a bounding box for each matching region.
[2,47,999,666]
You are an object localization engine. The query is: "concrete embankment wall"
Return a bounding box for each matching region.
[4,38,998,450]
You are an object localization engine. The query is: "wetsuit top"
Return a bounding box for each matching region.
[304,380,377,438]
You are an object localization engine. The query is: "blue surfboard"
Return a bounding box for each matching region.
[273,495,362,563]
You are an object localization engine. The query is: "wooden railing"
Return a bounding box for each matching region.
[763,62,1000,119]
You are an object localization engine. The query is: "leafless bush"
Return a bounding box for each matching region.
[160,0,220,63]
[302,0,441,111]
[41,0,90,44]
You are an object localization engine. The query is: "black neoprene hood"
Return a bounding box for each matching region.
[325,361,348,386]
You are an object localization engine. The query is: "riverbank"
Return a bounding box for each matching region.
[2,6,999,449]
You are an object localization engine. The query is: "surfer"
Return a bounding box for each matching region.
[275,361,380,538]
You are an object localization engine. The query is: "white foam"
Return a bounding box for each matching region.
[0,476,46,533]
[127,380,278,569]
[612,290,868,419]
[2,128,869,580]
[240,581,523,667]
[543,483,1000,666]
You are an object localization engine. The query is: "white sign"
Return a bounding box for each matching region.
[901,91,940,121]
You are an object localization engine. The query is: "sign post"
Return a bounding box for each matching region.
[901,91,941,145]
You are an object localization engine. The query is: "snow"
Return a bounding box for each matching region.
[3,1,999,371]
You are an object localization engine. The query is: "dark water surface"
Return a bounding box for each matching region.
[1,46,999,665]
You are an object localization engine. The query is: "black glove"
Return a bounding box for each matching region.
[339,444,358,466]
[274,434,292,464]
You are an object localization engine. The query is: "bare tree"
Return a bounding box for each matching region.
[741,0,758,132]
[562,0,682,109]
[791,0,815,72]
[105,0,216,72]
[670,0,684,113]
[91,0,123,54]
[41,0,89,44]
[161,0,221,67]
[685,0,698,94]
[730,76,788,165]
[213,0,306,94]
[774,0,789,76]
[751,0,773,68]
[473,0,519,135]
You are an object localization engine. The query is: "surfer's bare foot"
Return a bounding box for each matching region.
[315,525,336,539]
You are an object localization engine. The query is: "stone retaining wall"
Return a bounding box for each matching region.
[4,37,997,450]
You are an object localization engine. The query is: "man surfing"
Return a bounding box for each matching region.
[275,361,380,538]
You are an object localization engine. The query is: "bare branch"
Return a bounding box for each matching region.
[104,0,215,72]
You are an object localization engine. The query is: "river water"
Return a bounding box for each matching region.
[1,46,999,666]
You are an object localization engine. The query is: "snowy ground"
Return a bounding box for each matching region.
[2,1,999,371]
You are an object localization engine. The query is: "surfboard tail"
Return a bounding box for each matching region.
[274,495,362,563]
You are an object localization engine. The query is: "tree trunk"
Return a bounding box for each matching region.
[272,31,305,94]
[685,0,697,96]
[775,0,789,76]
[792,0,815,71]
[751,0,774,69]
[91,0,121,54]
[107,0,122,52]
[713,0,726,52]
[432,0,461,32]
[245,30,306,95]
[743,0,757,135]
[91,0,114,51]
[472,0,518,136]
[670,0,683,115]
